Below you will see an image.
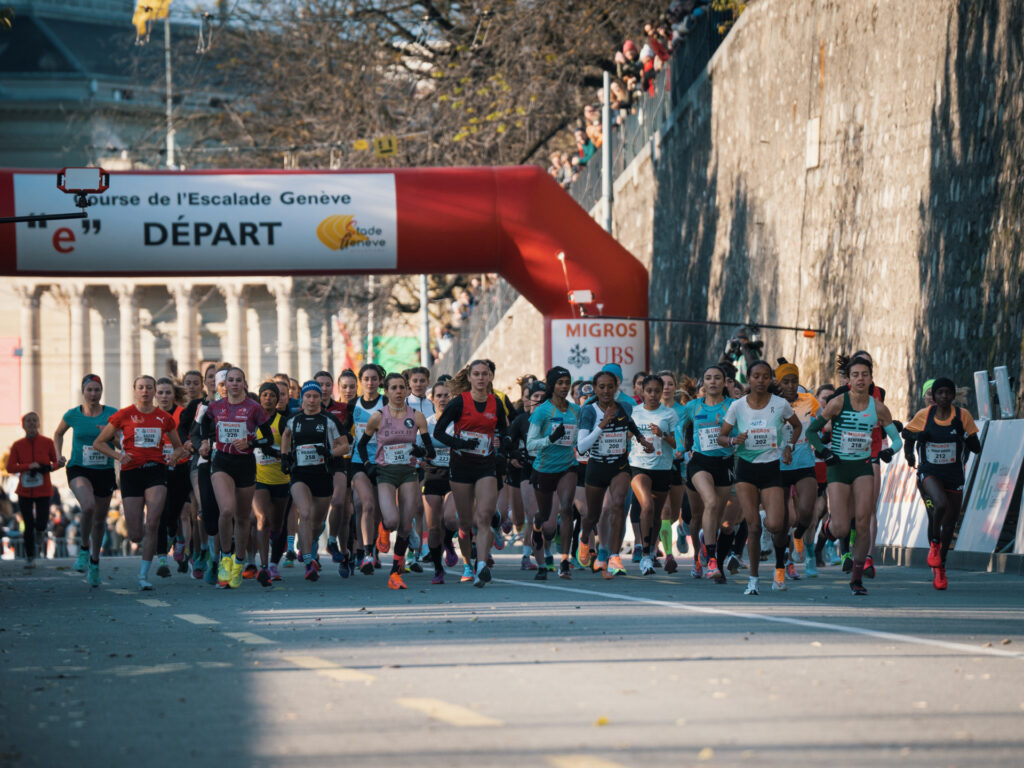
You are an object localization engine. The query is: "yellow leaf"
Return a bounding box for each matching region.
[353,139,369,151]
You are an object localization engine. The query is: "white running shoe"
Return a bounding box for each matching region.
[744,577,759,596]
[138,578,154,591]
[772,575,787,592]
[640,555,655,576]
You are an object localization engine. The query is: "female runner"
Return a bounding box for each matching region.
[422,382,459,583]
[359,373,434,589]
[53,374,116,585]
[92,376,184,590]
[658,371,688,573]
[153,377,191,578]
[717,361,802,595]
[507,382,544,571]
[252,382,289,585]
[350,365,385,574]
[327,368,360,574]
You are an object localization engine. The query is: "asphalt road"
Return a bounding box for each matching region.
[2,551,1023,768]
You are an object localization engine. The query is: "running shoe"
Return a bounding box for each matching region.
[785,562,800,581]
[664,554,678,574]
[474,561,491,588]
[759,522,772,554]
[491,527,505,550]
[407,559,424,574]
[772,569,787,591]
[360,556,375,576]
[388,571,408,590]
[24,557,35,568]
[841,553,853,573]
[520,554,537,571]
[177,555,189,573]
[932,565,948,590]
[284,550,297,568]
[691,560,703,579]
[804,557,818,578]
[640,555,655,576]
[257,567,272,588]
[927,541,941,568]
[204,554,218,585]
[443,538,458,568]
[501,519,513,535]
[311,557,322,573]
[863,555,876,579]
[725,553,741,574]
[594,558,608,573]
[631,547,642,563]
[431,570,445,585]
[486,554,495,568]
[173,539,186,563]
[704,557,722,582]
[268,563,282,581]
[545,555,556,572]
[651,555,662,568]
[823,540,838,566]
[534,567,547,581]
[744,577,759,595]
[460,564,474,582]
[326,540,343,563]
[577,542,593,569]
[338,555,349,579]
[305,562,320,582]
[156,557,172,578]
[558,559,571,580]
[678,521,690,554]
[792,538,806,564]
[609,555,627,576]
[74,550,89,573]
[242,564,258,580]
[374,552,382,569]
[850,580,868,596]
[138,577,154,591]
[376,523,391,554]
[87,561,100,587]
[229,558,244,589]
[217,555,232,587]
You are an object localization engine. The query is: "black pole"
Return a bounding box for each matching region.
[0,212,88,225]
[594,315,825,335]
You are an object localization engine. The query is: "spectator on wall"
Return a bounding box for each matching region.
[574,128,596,166]
[583,104,603,148]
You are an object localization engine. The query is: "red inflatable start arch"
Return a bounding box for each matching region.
[0,165,649,376]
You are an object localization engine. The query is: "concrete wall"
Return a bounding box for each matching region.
[607,0,1024,418]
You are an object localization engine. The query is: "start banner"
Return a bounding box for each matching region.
[10,171,397,272]
[550,319,647,386]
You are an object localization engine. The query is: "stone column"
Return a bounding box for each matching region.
[16,283,42,415]
[170,283,196,373]
[269,280,295,375]
[113,284,139,406]
[219,282,246,369]
[66,284,90,401]
[296,305,311,381]
[246,305,262,384]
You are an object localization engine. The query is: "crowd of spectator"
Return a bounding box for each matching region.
[548,0,713,189]
[431,273,502,363]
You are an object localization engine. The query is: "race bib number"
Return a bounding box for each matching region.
[432,446,451,467]
[217,422,247,445]
[556,423,577,447]
[162,443,175,462]
[839,430,871,455]
[354,420,368,443]
[133,427,161,449]
[596,431,627,456]
[697,425,721,453]
[254,448,278,466]
[925,442,957,465]
[21,471,43,489]
[295,444,323,467]
[81,447,107,467]
[639,425,662,456]
[460,431,491,456]
[383,444,412,465]
[746,420,775,451]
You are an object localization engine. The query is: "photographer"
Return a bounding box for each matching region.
[719,326,764,387]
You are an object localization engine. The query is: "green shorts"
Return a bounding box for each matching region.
[826,457,874,485]
[376,464,417,487]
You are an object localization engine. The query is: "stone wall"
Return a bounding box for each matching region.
[609,0,1024,418]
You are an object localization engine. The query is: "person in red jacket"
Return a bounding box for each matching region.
[6,412,58,566]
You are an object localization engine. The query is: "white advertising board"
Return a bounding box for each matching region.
[550,319,646,386]
[956,419,1024,553]
[12,172,397,271]
[875,450,930,549]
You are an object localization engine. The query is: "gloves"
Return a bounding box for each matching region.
[451,436,478,451]
[259,444,280,459]
[878,447,895,464]
[818,447,840,466]
[549,424,566,443]
[315,443,331,458]
[410,444,426,459]
[280,454,293,474]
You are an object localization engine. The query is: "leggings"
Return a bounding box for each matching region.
[18,496,49,559]
[198,462,220,537]
[158,466,192,555]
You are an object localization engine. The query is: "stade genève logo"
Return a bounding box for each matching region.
[316,214,370,250]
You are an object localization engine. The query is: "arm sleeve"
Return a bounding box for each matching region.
[420,432,436,459]
[806,413,829,452]
[197,406,215,442]
[433,398,463,447]
[357,432,371,464]
[177,398,200,441]
[525,410,550,454]
[576,407,603,453]
[883,422,903,452]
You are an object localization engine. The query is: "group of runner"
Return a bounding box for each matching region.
[6,349,980,596]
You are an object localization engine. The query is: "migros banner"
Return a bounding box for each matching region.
[550,319,647,385]
[10,172,397,272]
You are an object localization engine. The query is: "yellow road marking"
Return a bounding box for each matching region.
[223,632,275,645]
[549,758,628,768]
[396,698,502,727]
[175,613,220,625]
[282,654,374,683]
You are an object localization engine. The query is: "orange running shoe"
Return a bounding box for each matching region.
[577,542,592,568]
[377,522,391,554]
[242,564,258,579]
[608,555,627,576]
[388,571,407,590]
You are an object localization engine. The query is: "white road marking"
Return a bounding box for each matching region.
[108,662,190,677]
[282,654,375,683]
[223,632,275,645]
[137,599,169,607]
[109,589,134,595]
[175,613,220,625]
[549,757,628,768]
[396,697,502,727]
[493,578,1024,662]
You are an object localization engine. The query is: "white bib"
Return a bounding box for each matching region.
[383,444,412,465]
[460,430,491,456]
[20,471,43,489]
[432,446,451,467]
[217,421,246,445]
[697,425,721,453]
[746,419,775,451]
[555,423,576,447]
[295,444,323,467]
[81,447,107,467]
[596,431,627,456]
[254,448,278,466]
[133,427,161,449]
[839,430,871,455]
[638,424,663,457]
[162,443,175,463]
[925,442,957,465]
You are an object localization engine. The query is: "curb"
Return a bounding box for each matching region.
[877,546,1024,576]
